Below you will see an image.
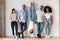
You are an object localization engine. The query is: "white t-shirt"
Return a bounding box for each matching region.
[36,10,44,22]
[44,13,52,19]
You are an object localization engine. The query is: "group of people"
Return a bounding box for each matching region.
[10,2,53,39]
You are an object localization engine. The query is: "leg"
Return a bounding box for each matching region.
[45,24,48,35]
[23,23,27,31]
[37,22,41,38]
[20,22,24,38]
[15,22,18,36]
[45,23,49,38]
[46,23,51,38]
[32,22,36,38]
[20,23,27,33]
[17,22,23,38]
[28,29,30,38]
[39,22,44,38]
[28,22,31,38]
[48,25,51,36]
[48,19,52,36]
[40,22,44,34]
[22,23,27,38]
[11,22,14,36]
[37,22,40,34]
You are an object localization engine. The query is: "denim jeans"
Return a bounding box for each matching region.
[20,22,27,37]
[11,21,18,36]
[37,22,44,35]
[45,19,52,35]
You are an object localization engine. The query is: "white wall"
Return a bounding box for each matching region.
[5,0,59,37]
[59,0,60,37]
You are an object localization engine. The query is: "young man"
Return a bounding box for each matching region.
[17,4,28,38]
[28,2,35,37]
[36,5,44,38]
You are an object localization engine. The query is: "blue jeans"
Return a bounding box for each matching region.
[37,22,44,35]
[18,22,27,38]
[45,19,52,35]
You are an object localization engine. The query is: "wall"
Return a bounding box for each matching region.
[0,0,5,36]
[5,0,59,37]
[59,0,60,37]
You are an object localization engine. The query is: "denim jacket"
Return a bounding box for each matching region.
[29,6,35,21]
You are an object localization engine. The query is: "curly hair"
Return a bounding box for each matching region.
[44,6,52,13]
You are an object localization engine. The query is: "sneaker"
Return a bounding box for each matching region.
[37,34,41,38]
[22,36,24,38]
[17,33,20,39]
[48,35,50,39]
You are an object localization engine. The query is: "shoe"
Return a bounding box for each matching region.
[22,36,24,39]
[37,34,41,38]
[48,35,50,39]
[17,32,20,38]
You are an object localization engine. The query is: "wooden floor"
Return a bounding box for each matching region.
[0,37,60,40]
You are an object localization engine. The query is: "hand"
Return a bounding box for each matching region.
[18,19,21,22]
[45,21,48,24]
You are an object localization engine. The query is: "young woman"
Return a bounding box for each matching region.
[10,8,18,38]
[43,6,53,38]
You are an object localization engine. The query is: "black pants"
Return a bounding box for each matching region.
[11,21,18,36]
[19,22,27,37]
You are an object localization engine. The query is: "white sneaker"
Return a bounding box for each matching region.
[48,35,50,39]
[45,35,48,38]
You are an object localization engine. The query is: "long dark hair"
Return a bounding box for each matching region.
[44,6,52,13]
[11,8,15,14]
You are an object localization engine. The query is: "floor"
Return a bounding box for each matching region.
[0,37,60,40]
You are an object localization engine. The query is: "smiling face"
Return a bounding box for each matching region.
[13,10,16,13]
[40,5,44,10]
[31,2,34,6]
[22,5,26,10]
[46,8,49,13]
[12,8,16,14]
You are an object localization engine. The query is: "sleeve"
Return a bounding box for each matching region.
[36,10,37,14]
[42,12,44,18]
[32,12,35,21]
[16,12,18,20]
[10,13,12,22]
[32,7,35,21]
[36,10,38,18]
[30,7,31,13]
[26,10,28,19]
[36,10,38,15]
